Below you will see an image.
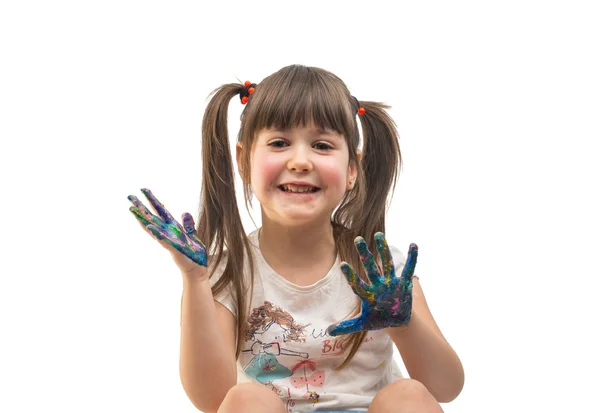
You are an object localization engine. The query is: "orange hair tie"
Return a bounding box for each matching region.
[240,80,257,105]
[351,95,365,115]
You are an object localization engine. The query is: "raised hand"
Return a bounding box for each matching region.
[327,232,418,336]
[128,188,207,273]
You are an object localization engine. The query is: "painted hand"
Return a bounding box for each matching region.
[327,233,418,336]
[127,188,207,268]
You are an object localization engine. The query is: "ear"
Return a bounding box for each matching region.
[236,142,246,182]
[347,149,362,190]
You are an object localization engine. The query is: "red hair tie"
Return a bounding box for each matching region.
[351,95,365,115]
[240,80,256,105]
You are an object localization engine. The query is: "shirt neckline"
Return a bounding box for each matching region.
[248,229,341,293]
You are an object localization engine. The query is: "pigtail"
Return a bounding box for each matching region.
[197,83,256,359]
[356,100,401,238]
[332,99,402,371]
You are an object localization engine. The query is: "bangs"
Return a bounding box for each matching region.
[242,65,357,139]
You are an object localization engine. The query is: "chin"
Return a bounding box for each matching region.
[279,215,321,226]
[287,210,338,226]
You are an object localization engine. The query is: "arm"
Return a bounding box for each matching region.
[180,274,237,413]
[386,277,464,403]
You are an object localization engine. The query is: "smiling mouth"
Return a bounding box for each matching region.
[278,185,321,194]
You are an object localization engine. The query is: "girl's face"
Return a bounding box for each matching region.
[238,124,358,227]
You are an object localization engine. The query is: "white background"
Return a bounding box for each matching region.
[1,1,599,412]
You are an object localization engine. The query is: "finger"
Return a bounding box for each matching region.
[374,232,396,285]
[182,212,207,252]
[128,196,164,227]
[129,205,163,228]
[340,262,373,301]
[182,213,196,235]
[131,212,165,245]
[146,227,178,250]
[147,223,172,242]
[326,317,364,336]
[141,188,189,240]
[135,215,154,236]
[140,188,176,224]
[401,243,418,284]
[354,236,384,286]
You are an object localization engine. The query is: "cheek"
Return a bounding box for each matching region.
[320,160,349,187]
[251,152,281,186]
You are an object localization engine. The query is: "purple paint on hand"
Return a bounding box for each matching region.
[128,188,208,267]
[327,232,417,336]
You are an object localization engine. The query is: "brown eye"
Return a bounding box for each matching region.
[268,140,288,148]
[314,143,333,151]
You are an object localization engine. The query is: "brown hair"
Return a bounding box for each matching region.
[245,301,310,343]
[198,64,401,370]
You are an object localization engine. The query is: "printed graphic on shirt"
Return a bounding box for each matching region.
[290,359,325,404]
[241,301,327,408]
[241,300,383,411]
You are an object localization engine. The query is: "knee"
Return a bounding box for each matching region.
[387,379,432,399]
[370,379,441,413]
[223,383,270,404]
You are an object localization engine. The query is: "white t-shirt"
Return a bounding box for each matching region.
[210,229,407,413]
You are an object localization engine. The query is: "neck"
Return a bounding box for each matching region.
[258,218,336,268]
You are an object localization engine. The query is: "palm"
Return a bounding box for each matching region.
[327,233,418,336]
[128,188,207,268]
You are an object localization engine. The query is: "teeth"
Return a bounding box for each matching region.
[281,184,317,193]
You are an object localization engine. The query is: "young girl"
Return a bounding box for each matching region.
[128,65,464,413]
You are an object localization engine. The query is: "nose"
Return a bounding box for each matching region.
[287,144,313,172]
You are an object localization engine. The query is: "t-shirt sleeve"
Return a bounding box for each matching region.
[208,254,238,318]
